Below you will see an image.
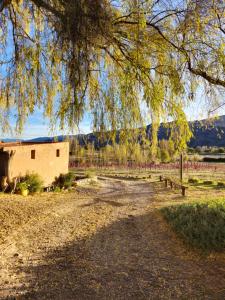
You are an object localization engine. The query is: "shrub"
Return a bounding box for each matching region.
[203,157,225,163]
[85,170,96,178]
[189,154,202,162]
[54,172,74,189]
[188,177,199,184]
[161,200,225,251]
[19,173,44,194]
[217,182,225,188]
[203,180,214,185]
[53,186,61,192]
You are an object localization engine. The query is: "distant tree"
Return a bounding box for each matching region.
[86,142,95,165]
[114,144,128,166]
[130,143,144,165]
[218,147,225,154]
[103,144,113,165]
[160,149,170,163]
[69,139,76,156]
[158,139,172,162]
[167,139,177,161]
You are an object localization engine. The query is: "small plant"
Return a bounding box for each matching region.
[189,154,202,162]
[203,180,214,185]
[23,173,44,193]
[17,173,44,194]
[17,182,29,192]
[85,170,95,178]
[53,186,61,192]
[54,172,75,189]
[188,177,199,184]
[17,182,29,196]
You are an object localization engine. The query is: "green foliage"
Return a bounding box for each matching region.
[114,144,128,165]
[188,178,200,184]
[203,180,214,185]
[85,170,96,179]
[54,172,75,189]
[19,173,44,194]
[217,182,225,188]
[160,149,170,163]
[189,154,202,162]
[203,157,225,163]
[53,186,61,193]
[218,148,225,154]
[161,200,225,251]
[17,182,29,192]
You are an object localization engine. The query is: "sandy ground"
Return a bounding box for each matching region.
[0,178,225,299]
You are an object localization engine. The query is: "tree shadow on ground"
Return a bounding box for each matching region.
[80,197,126,208]
[9,211,225,300]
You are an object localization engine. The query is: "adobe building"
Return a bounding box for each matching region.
[0,141,69,186]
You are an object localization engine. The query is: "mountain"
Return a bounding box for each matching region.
[26,136,65,143]
[188,118,225,147]
[0,138,22,143]
[25,115,225,148]
[148,116,225,147]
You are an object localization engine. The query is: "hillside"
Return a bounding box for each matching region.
[154,115,225,147]
[3,115,225,148]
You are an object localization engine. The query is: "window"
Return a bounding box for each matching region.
[56,149,60,157]
[31,150,36,159]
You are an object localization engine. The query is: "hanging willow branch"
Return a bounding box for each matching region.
[0,0,224,149]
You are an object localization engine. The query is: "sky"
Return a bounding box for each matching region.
[1,91,224,140]
[2,109,93,139]
[0,83,224,140]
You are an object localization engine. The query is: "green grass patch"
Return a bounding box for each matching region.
[161,199,225,252]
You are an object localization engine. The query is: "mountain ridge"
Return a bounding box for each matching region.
[2,115,225,148]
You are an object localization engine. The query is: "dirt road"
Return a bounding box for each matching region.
[0,179,225,299]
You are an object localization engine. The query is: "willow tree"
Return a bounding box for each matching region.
[0,0,224,151]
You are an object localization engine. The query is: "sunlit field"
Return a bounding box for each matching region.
[70,161,225,183]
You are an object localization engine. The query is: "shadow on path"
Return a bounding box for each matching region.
[80,197,126,208]
[11,211,225,300]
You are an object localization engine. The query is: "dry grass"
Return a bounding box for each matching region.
[1,174,225,299]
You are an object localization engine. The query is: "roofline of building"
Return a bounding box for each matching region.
[0,141,69,148]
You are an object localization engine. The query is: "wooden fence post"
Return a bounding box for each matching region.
[182,186,186,196]
[180,153,183,182]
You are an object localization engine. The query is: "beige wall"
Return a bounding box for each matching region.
[4,142,69,186]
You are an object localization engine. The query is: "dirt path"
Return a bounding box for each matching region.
[0,179,225,299]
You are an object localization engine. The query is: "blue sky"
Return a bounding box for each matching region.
[3,109,93,139]
[1,86,224,140]
[1,97,222,139]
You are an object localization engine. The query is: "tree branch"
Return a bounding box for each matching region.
[187,61,225,88]
[0,0,11,12]
[31,0,64,19]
